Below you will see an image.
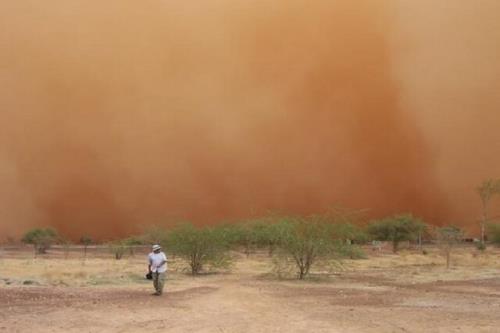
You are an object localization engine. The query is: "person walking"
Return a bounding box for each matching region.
[148,244,167,296]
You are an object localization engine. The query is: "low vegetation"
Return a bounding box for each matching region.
[21,228,59,255]
[226,217,282,257]
[167,223,232,275]
[272,214,366,279]
[108,241,128,260]
[10,211,438,279]
[367,214,425,253]
[272,216,335,279]
[14,179,500,280]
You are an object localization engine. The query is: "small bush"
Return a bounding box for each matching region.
[21,228,58,254]
[226,222,257,257]
[250,219,283,256]
[273,215,339,280]
[332,223,369,244]
[367,214,424,252]
[336,244,366,259]
[108,241,127,260]
[167,223,231,275]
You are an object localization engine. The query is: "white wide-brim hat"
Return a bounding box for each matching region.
[152,244,161,251]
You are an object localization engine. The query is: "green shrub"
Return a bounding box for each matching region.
[225,222,258,257]
[335,244,366,259]
[225,218,283,257]
[274,215,338,280]
[21,228,58,254]
[367,214,424,253]
[331,223,369,244]
[167,223,231,275]
[252,220,283,256]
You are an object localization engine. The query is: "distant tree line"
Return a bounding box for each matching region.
[13,179,500,279]
[17,212,497,279]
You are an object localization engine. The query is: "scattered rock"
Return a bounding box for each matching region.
[1,278,14,285]
[22,280,39,285]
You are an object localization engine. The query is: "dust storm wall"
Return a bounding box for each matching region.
[0,1,498,239]
[392,0,500,229]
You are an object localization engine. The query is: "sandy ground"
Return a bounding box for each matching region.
[1,246,500,333]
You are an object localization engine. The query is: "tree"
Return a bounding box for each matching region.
[21,228,58,255]
[275,216,337,280]
[167,224,231,275]
[367,214,423,253]
[477,179,500,244]
[79,235,93,259]
[437,226,464,269]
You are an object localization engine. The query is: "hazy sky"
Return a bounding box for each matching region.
[1,1,499,239]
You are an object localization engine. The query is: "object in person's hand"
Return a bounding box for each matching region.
[146,272,153,280]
